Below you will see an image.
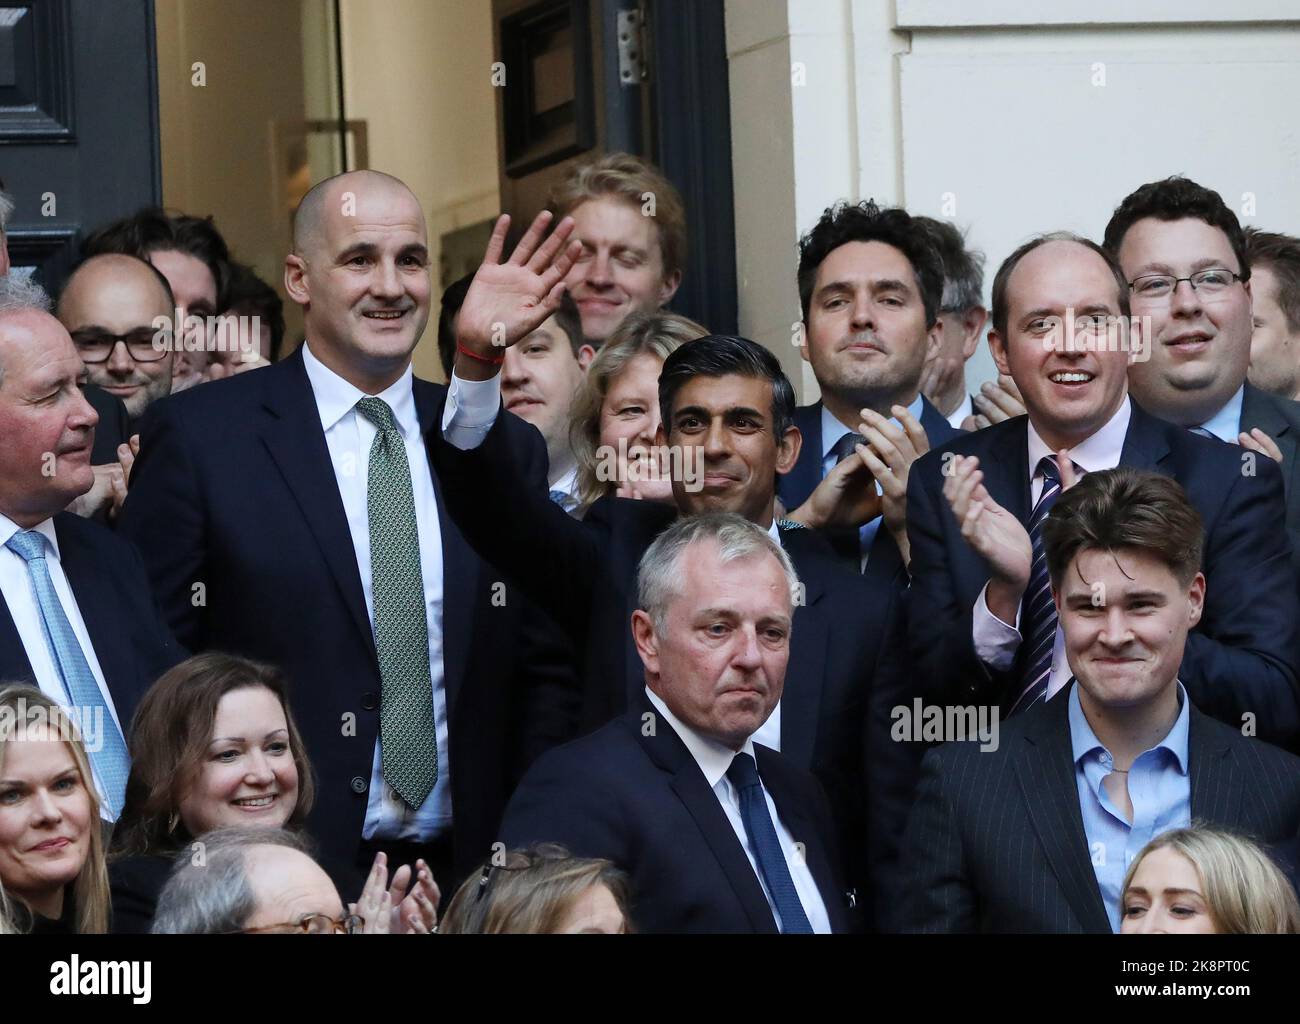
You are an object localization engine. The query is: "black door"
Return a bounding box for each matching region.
[0,0,160,289]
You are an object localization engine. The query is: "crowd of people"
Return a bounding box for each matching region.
[1,152,1299,935]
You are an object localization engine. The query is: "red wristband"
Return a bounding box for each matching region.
[456,342,505,367]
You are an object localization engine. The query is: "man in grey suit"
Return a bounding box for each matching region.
[900,466,1300,933]
[1104,176,1300,572]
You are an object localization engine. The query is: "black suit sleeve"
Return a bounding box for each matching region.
[498,745,630,866]
[1181,459,1300,744]
[897,747,977,933]
[430,410,604,641]
[117,399,210,651]
[904,456,1000,705]
[86,384,131,465]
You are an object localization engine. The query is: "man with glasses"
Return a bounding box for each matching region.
[1103,176,1300,571]
[57,253,176,425]
[904,232,1299,748]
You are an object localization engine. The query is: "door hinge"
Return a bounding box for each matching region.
[616,8,649,86]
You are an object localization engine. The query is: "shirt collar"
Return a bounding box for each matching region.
[644,686,757,788]
[1027,395,1132,480]
[1194,384,1245,443]
[1068,679,1191,775]
[551,465,579,499]
[0,513,60,559]
[819,393,925,462]
[301,340,418,438]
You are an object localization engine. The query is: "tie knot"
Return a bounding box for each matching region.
[5,530,46,563]
[1036,455,1063,485]
[726,751,761,791]
[831,431,866,464]
[355,396,399,435]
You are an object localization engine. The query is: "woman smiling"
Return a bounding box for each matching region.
[0,684,110,933]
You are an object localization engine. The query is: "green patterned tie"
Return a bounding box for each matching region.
[355,396,438,809]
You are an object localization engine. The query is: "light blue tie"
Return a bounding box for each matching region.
[5,530,130,817]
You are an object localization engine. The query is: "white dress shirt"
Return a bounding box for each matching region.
[947,393,974,431]
[0,514,124,820]
[1194,384,1245,444]
[971,396,1132,698]
[644,686,832,933]
[301,343,451,841]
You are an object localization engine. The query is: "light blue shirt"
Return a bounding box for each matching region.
[1193,384,1245,444]
[1068,681,1191,932]
[302,343,452,842]
[818,393,924,563]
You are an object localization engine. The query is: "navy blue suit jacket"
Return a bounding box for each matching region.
[500,696,857,933]
[899,690,1300,933]
[427,409,888,913]
[1241,382,1300,578]
[117,347,577,890]
[0,512,180,730]
[905,401,1300,744]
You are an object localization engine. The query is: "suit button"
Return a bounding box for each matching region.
[350,776,367,794]
[360,692,379,710]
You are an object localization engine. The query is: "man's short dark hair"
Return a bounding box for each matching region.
[1102,176,1251,283]
[797,200,945,327]
[658,335,796,441]
[989,232,1131,339]
[223,262,286,361]
[1244,227,1300,334]
[912,216,985,313]
[82,207,232,309]
[437,272,474,379]
[1042,466,1204,589]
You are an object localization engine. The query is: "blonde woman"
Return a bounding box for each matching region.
[1121,826,1300,934]
[440,843,630,934]
[569,309,708,514]
[0,684,110,933]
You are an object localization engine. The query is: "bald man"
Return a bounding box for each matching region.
[0,276,177,821]
[58,253,176,422]
[119,170,579,895]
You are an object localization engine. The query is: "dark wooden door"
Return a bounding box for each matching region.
[0,0,160,289]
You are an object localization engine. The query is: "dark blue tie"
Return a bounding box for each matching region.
[1010,456,1074,715]
[826,431,869,565]
[726,752,814,933]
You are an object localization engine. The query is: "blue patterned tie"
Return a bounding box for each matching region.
[1009,456,1074,715]
[5,530,130,817]
[549,489,579,514]
[726,752,814,933]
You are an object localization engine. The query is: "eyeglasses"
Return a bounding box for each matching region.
[71,327,171,363]
[1128,269,1242,304]
[239,913,363,935]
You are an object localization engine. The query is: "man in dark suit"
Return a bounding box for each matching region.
[779,200,963,578]
[900,467,1300,933]
[0,279,178,823]
[118,171,576,895]
[501,513,854,933]
[908,232,1299,745]
[1105,177,1300,571]
[438,258,890,913]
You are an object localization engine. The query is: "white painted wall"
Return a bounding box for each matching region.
[726,0,1300,400]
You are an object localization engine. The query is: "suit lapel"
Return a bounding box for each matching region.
[54,516,133,706]
[257,351,376,664]
[983,419,1032,524]
[415,380,477,721]
[778,530,825,768]
[1242,384,1300,497]
[1014,698,1112,933]
[634,702,779,932]
[1120,402,1173,475]
[781,403,825,509]
[1188,708,1247,832]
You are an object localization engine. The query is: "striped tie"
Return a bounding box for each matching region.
[1009,456,1074,715]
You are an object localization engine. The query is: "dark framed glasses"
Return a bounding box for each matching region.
[71,327,171,363]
